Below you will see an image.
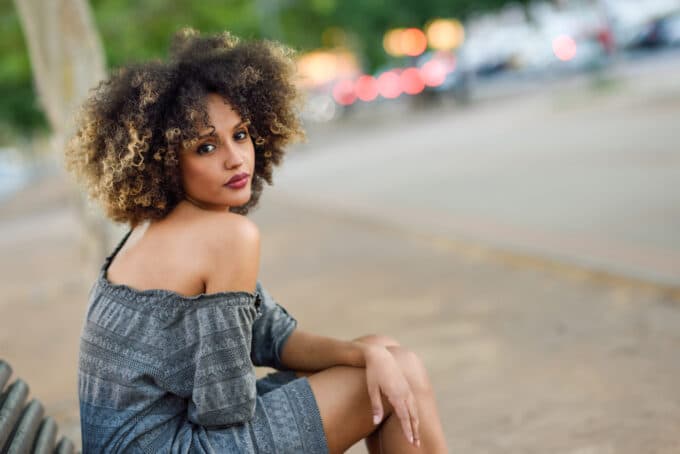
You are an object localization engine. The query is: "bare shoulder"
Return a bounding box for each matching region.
[189,211,260,294]
[192,210,260,247]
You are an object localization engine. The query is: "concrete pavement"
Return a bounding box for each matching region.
[0,176,679,452]
[253,194,680,453]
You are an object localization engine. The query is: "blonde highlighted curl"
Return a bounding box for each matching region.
[65,28,305,225]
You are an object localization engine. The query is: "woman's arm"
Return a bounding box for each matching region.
[279,328,375,372]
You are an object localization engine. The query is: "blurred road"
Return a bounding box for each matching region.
[280,53,680,287]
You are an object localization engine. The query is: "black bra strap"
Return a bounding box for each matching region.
[101,227,134,272]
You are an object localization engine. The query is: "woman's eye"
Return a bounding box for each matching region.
[196,143,216,155]
[234,130,249,141]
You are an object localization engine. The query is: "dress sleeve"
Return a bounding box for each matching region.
[250,281,298,369]
[185,298,259,427]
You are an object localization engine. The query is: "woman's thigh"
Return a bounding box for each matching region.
[306,365,392,454]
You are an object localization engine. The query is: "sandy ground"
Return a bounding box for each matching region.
[1,170,679,453]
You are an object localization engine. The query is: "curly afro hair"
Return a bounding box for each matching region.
[65,28,305,226]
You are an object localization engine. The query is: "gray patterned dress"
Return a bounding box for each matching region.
[78,230,329,453]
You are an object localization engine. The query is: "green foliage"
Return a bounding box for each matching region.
[0,3,49,141]
[90,0,263,68]
[2,0,523,142]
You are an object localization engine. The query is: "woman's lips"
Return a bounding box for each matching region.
[225,174,249,189]
[226,172,249,184]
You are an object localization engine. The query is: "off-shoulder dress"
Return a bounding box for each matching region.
[78,229,329,453]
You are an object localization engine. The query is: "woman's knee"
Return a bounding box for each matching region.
[352,333,401,348]
[352,337,431,394]
[387,346,433,395]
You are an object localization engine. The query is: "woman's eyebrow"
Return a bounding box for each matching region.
[234,120,251,129]
[197,125,216,139]
[197,121,250,139]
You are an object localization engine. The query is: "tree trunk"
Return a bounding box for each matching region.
[13,0,122,264]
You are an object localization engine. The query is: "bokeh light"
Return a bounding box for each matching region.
[399,67,425,95]
[383,27,427,57]
[332,79,356,105]
[383,28,406,57]
[425,18,465,50]
[377,71,402,99]
[304,94,337,122]
[552,35,577,61]
[420,59,448,87]
[401,28,428,57]
[355,75,379,102]
[297,50,361,89]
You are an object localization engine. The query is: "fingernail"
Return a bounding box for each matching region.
[416,439,421,447]
[409,435,413,444]
[373,414,381,425]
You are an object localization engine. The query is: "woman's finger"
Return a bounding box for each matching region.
[368,382,384,425]
[407,394,420,447]
[392,399,414,445]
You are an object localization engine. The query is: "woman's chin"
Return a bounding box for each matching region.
[226,193,251,209]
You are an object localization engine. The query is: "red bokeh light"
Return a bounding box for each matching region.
[355,75,378,102]
[377,71,402,99]
[400,68,425,95]
[332,79,357,105]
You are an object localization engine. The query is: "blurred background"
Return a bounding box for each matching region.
[1,0,680,452]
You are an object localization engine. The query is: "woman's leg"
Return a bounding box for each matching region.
[351,335,400,454]
[294,335,399,453]
[374,346,447,453]
[303,335,447,453]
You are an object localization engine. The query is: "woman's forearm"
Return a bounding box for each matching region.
[279,328,370,372]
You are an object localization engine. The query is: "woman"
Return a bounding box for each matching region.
[66,28,447,453]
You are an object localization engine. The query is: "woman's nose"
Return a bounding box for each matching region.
[223,147,244,169]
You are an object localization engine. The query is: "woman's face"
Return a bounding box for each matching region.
[179,93,255,211]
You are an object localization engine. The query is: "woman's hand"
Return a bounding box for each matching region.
[361,343,420,447]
